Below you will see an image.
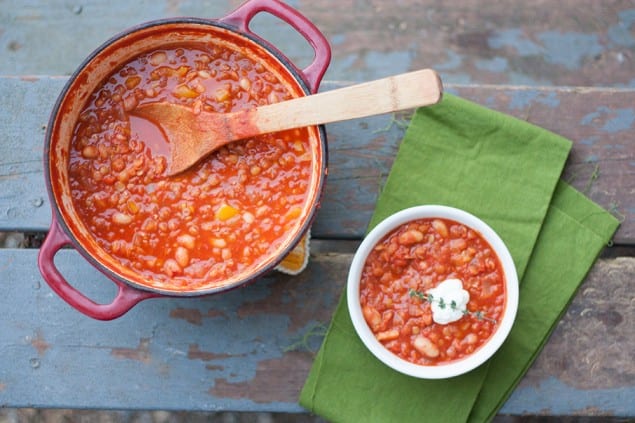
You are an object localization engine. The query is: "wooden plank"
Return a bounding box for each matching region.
[450,85,635,243]
[2,1,634,87]
[286,83,635,243]
[0,76,64,232]
[301,0,635,87]
[0,246,633,416]
[1,0,632,418]
[0,0,322,79]
[0,1,236,75]
[0,77,633,242]
[502,255,635,416]
[0,247,329,412]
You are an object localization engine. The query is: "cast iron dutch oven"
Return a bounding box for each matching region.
[38,0,331,320]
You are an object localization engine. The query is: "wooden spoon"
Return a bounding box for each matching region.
[132,68,443,176]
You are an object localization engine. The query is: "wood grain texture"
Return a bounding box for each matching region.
[315,83,635,243]
[2,1,634,87]
[0,77,63,232]
[134,69,442,176]
[0,247,632,416]
[251,69,442,132]
[0,77,632,243]
[1,0,634,417]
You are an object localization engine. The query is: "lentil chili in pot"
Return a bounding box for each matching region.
[38,0,331,320]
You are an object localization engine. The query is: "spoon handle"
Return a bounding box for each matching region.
[248,68,443,135]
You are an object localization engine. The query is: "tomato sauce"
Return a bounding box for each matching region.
[68,44,315,290]
[359,218,506,365]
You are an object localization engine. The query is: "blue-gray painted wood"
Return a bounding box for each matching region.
[2,0,635,87]
[0,247,340,412]
[1,248,634,416]
[0,76,64,232]
[1,77,633,242]
[1,0,634,417]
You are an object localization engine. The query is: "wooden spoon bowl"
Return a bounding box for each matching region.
[132,69,443,175]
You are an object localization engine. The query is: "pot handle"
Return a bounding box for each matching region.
[37,217,158,320]
[220,0,331,93]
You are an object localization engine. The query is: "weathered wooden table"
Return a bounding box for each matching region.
[1,0,633,419]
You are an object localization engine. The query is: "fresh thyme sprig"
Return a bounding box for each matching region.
[409,288,497,324]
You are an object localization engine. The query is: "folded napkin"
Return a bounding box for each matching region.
[299,94,620,422]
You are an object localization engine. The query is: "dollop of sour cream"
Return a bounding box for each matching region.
[426,278,470,325]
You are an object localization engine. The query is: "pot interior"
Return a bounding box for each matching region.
[46,20,326,295]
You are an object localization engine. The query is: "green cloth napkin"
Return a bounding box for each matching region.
[299,94,620,422]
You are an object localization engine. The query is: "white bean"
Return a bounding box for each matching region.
[376,329,399,342]
[163,259,182,277]
[398,229,424,245]
[221,248,232,260]
[414,335,440,358]
[112,212,132,225]
[463,333,478,345]
[211,238,227,248]
[243,212,255,224]
[174,246,190,268]
[432,219,449,238]
[177,234,196,249]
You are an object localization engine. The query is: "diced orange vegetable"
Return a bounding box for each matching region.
[173,84,200,99]
[215,204,239,221]
[215,87,231,102]
[125,75,142,89]
[127,200,139,214]
[285,206,302,220]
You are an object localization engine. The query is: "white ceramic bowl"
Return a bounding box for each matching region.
[347,205,519,379]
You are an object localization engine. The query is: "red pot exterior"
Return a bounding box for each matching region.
[38,0,331,320]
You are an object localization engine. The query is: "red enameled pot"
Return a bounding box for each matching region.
[37,0,331,320]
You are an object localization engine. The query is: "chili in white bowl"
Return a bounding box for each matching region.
[347,205,519,379]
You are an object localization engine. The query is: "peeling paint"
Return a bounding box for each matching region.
[169,307,227,326]
[538,31,603,70]
[111,338,151,363]
[208,351,311,403]
[608,9,635,47]
[435,50,463,71]
[508,90,560,110]
[326,49,412,82]
[503,375,633,416]
[580,136,600,147]
[1,0,634,411]
[475,56,508,73]
[188,344,242,362]
[170,307,203,325]
[488,29,605,71]
[581,106,635,133]
[30,330,49,356]
[205,364,224,371]
[489,29,543,56]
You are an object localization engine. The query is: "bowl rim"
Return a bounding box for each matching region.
[347,205,519,379]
